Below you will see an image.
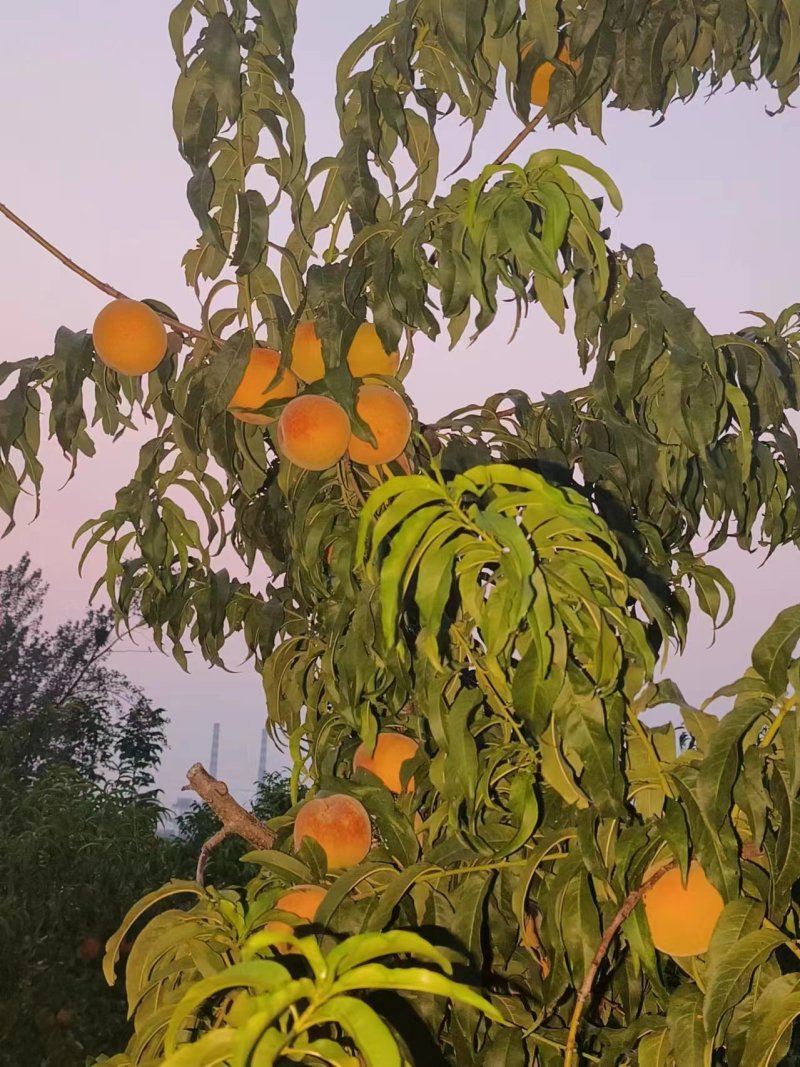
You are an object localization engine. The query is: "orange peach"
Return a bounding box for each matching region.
[265,884,327,951]
[293,794,372,869]
[347,384,411,466]
[228,347,298,425]
[92,298,167,376]
[276,394,351,470]
[353,732,419,794]
[643,862,724,957]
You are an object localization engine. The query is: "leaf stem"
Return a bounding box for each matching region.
[416,854,569,884]
[759,694,797,749]
[529,1031,601,1063]
[563,860,678,1067]
[0,201,208,341]
[324,201,348,263]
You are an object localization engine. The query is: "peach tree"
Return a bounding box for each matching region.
[2,1,800,1064]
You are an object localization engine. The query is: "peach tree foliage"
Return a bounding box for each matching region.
[2,0,800,1064]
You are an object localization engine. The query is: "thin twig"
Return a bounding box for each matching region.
[563,860,678,1067]
[184,762,275,859]
[0,201,208,341]
[493,106,548,167]
[196,827,231,885]
[341,455,367,506]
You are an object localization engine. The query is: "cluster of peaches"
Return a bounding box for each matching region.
[262,729,724,961]
[264,731,419,947]
[91,298,411,472]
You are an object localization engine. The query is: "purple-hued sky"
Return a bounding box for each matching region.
[2,3,799,807]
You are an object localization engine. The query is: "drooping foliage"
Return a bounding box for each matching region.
[2,1,800,1064]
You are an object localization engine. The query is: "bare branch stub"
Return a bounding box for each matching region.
[185,762,275,853]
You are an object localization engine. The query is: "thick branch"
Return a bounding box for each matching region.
[184,762,275,854]
[0,202,208,341]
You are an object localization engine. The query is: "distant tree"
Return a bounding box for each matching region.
[0,766,181,1067]
[0,554,166,793]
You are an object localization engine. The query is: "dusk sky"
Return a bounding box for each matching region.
[2,2,799,806]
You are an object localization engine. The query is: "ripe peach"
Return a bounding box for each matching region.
[347,323,400,379]
[347,384,411,466]
[529,44,581,108]
[353,732,419,794]
[276,394,351,470]
[293,794,372,870]
[290,322,399,383]
[291,321,325,383]
[92,298,167,376]
[228,347,298,425]
[642,862,724,956]
[265,884,327,951]
[78,936,103,963]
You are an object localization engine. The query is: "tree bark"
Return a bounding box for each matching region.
[184,762,275,851]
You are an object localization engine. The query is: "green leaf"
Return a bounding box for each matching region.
[333,963,506,1022]
[303,995,402,1067]
[559,869,600,987]
[52,326,93,452]
[494,770,539,859]
[202,12,241,123]
[741,974,800,1067]
[164,961,291,1053]
[768,766,800,918]
[162,1029,237,1067]
[666,986,710,1067]
[525,0,560,58]
[529,149,623,212]
[232,190,269,275]
[327,930,453,978]
[752,605,800,696]
[168,0,195,70]
[103,881,204,985]
[696,700,767,831]
[637,1027,671,1067]
[452,873,491,969]
[703,901,783,1038]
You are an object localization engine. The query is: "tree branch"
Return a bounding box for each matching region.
[563,860,678,1067]
[493,106,548,167]
[563,843,764,1066]
[53,620,145,710]
[196,827,231,885]
[0,202,208,342]
[184,762,275,856]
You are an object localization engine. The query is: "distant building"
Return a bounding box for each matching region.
[157,794,194,839]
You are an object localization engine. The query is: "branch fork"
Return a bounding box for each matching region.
[183,762,274,885]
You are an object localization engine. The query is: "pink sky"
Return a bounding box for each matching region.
[2,2,799,805]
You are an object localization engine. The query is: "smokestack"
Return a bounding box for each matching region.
[257,728,268,782]
[209,722,220,778]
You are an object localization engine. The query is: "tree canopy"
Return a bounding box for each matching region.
[1,1,800,1065]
